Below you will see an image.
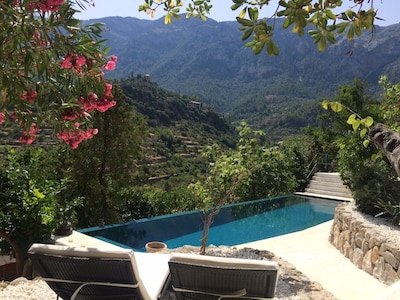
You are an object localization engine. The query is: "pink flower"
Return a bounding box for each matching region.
[84,93,99,112]
[0,112,5,124]
[38,0,65,13]
[28,0,65,13]
[75,56,86,68]
[21,89,38,104]
[32,31,50,47]
[19,123,40,145]
[62,108,85,121]
[79,88,116,113]
[104,83,113,97]
[103,56,117,71]
[96,99,116,112]
[19,135,36,144]
[57,126,98,149]
[61,54,73,69]
[61,54,87,73]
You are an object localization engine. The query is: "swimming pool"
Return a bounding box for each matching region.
[79,195,340,251]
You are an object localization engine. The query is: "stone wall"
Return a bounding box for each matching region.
[329,203,400,285]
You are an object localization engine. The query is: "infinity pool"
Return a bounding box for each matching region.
[79,195,340,251]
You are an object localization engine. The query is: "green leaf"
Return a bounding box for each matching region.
[347,113,357,125]
[283,17,292,29]
[164,13,173,24]
[360,128,367,138]
[248,7,258,22]
[230,3,242,10]
[242,28,253,40]
[326,9,336,20]
[236,17,254,26]
[352,119,361,131]
[266,39,279,56]
[317,35,327,51]
[363,139,370,148]
[330,102,342,112]
[326,32,336,44]
[364,116,374,127]
[252,42,264,55]
[347,25,355,40]
[278,0,287,7]
[321,100,329,110]
[336,22,348,34]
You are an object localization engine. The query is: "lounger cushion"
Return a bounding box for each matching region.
[168,253,279,299]
[28,243,170,300]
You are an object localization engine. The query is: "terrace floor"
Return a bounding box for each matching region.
[236,220,393,300]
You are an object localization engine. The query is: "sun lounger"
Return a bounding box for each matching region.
[168,252,279,299]
[28,243,170,300]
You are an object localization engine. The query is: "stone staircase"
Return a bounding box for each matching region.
[296,172,353,201]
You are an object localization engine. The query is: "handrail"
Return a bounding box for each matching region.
[306,153,335,180]
[306,154,319,180]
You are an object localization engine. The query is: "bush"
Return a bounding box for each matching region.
[338,134,400,216]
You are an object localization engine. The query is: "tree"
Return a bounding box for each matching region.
[0,148,81,276]
[0,0,117,148]
[140,0,378,54]
[189,121,301,254]
[65,85,148,227]
[189,142,248,255]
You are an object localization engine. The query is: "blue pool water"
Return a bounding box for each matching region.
[79,195,340,251]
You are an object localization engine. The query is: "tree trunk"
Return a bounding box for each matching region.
[200,213,212,255]
[369,123,400,177]
[0,230,24,277]
[22,258,33,279]
[200,208,220,255]
[98,115,110,225]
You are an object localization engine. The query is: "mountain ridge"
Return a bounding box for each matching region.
[83,16,400,133]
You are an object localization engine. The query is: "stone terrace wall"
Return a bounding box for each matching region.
[329,203,400,285]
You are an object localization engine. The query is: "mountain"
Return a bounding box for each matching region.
[84,16,400,134]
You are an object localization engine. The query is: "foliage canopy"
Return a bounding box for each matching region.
[140,0,379,54]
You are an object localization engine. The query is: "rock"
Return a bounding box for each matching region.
[371,246,380,265]
[352,248,364,268]
[382,251,399,269]
[385,263,399,285]
[362,250,374,274]
[373,257,387,282]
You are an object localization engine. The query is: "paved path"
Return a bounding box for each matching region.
[236,221,387,300]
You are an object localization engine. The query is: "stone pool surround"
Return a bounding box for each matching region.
[329,202,400,285]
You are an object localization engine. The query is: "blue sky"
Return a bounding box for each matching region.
[77,1,398,26]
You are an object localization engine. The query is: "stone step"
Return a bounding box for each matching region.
[303,172,352,200]
[309,182,345,189]
[308,182,351,193]
[312,172,344,183]
[305,188,352,198]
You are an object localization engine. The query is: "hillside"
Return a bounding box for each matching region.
[114,76,238,187]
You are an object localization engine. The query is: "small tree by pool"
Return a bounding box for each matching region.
[189,121,300,254]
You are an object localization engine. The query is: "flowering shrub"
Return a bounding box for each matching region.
[0,0,117,148]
